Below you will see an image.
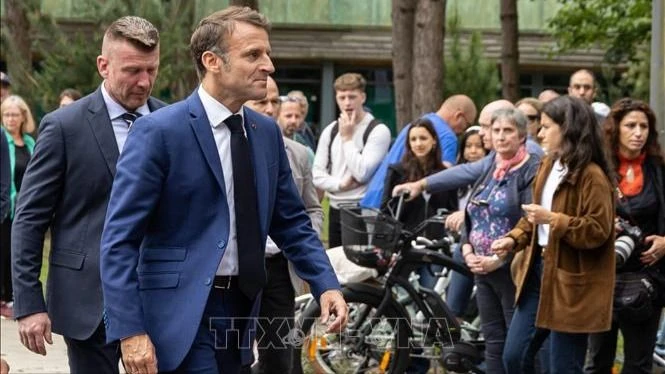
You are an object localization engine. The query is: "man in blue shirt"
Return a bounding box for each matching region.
[360,94,477,209]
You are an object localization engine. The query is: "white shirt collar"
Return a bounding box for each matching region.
[100,81,150,120]
[197,85,245,130]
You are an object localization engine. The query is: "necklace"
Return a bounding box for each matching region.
[626,164,635,183]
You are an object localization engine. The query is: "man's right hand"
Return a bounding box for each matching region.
[338,111,356,141]
[121,333,158,374]
[392,180,424,201]
[17,312,53,355]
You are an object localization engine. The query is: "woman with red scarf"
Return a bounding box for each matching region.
[458,108,539,373]
[586,98,665,374]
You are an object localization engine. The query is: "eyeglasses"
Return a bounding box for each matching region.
[526,114,540,122]
[458,108,473,128]
[469,181,502,207]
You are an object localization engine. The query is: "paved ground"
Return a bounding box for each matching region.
[1,318,70,373]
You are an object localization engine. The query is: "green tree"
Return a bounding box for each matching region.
[443,13,500,111]
[547,0,652,100]
[8,0,198,114]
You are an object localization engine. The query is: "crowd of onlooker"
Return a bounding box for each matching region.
[1,42,664,374]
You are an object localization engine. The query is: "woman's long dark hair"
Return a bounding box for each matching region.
[457,127,486,164]
[604,98,664,169]
[401,118,444,182]
[542,96,615,182]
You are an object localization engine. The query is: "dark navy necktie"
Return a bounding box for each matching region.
[120,112,141,128]
[225,114,266,299]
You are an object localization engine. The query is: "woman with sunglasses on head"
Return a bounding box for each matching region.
[585,98,665,374]
[494,96,615,373]
[516,97,544,145]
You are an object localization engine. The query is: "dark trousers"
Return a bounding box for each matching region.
[255,253,296,374]
[170,285,252,374]
[475,267,515,374]
[586,309,661,374]
[328,206,342,248]
[0,219,12,302]
[63,321,120,374]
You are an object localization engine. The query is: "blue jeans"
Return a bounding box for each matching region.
[446,244,475,317]
[504,253,547,374]
[475,266,515,374]
[546,330,588,373]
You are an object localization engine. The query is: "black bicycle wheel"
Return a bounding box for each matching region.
[294,286,411,373]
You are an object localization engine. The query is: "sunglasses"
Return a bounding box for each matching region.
[526,114,540,122]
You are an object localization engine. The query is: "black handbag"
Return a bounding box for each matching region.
[613,271,657,322]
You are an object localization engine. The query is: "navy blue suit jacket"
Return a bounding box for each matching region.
[100,90,340,371]
[11,88,166,339]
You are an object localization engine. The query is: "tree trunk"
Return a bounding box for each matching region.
[412,0,445,121]
[391,0,416,130]
[230,0,259,11]
[4,0,36,94]
[500,0,519,102]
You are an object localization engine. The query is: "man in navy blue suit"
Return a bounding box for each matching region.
[100,6,347,374]
[11,16,164,374]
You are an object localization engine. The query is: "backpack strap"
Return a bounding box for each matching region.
[327,118,381,173]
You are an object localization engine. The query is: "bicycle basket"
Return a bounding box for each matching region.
[340,204,403,271]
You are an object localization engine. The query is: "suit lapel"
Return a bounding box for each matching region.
[87,88,119,177]
[188,93,227,194]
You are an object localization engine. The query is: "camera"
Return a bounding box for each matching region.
[615,218,644,268]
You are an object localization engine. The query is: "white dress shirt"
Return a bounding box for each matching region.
[538,159,568,247]
[100,82,150,153]
[197,85,245,276]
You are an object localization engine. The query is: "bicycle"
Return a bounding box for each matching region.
[294,195,485,373]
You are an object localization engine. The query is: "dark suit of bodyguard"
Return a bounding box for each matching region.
[11,16,164,373]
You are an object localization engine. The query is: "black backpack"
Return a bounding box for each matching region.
[326,119,380,172]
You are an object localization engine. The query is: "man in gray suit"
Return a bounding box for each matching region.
[245,76,323,373]
[11,16,165,373]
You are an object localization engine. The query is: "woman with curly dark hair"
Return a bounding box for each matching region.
[586,98,665,374]
[494,96,615,373]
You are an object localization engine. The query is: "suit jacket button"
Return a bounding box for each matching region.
[217,240,226,249]
[205,277,211,286]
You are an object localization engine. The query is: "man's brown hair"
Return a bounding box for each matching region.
[103,16,159,52]
[334,73,366,92]
[190,6,271,78]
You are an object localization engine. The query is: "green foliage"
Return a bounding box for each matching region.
[547,0,652,100]
[547,0,652,64]
[443,12,500,111]
[31,0,198,114]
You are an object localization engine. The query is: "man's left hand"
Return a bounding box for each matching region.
[319,290,348,333]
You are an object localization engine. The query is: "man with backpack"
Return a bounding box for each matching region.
[313,73,391,247]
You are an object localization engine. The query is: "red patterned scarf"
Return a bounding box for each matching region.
[493,145,527,180]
